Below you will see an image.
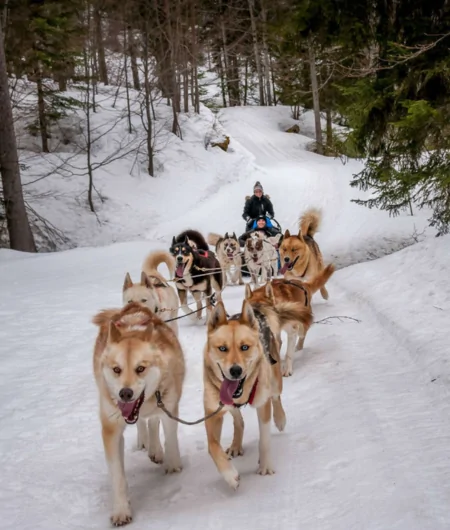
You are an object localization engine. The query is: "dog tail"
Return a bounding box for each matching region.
[207,232,222,246]
[304,263,335,295]
[142,250,175,283]
[92,308,119,327]
[276,301,314,330]
[299,208,322,238]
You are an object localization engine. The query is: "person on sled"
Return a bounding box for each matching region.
[242,181,275,232]
[238,215,280,247]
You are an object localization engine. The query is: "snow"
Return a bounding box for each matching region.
[1,98,450,529]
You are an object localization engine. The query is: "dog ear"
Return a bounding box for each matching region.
[171,236,176,246]
[141,271,154,289]
[244,283,253,300]
[108,321,122,343]
[297,229,304,241]
[123,272,133,292]
[224,232,229,239]
[264,281,275,302]
[232,232,237,240]
[240,299,257,329]
[208,301,228,331]
[184,235,190,244]
[284,229,291,239]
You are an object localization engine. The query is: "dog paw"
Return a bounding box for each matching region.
[226,445,244,458]
[274,413,286,432]
[257,464,275,476]
[110,505,132,527]
[282,362,293,377]
[164,463,183,474]
[222,466,240,490]
[149,451,164,464]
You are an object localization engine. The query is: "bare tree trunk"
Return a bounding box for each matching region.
[217,51,227,107]
[248,0,265,105]
[127,27,140,90]
[260,0,272,106]
[1,0,9,39]
[93,5,108,85]
[142,28,154,176]
[0,23,36,252]
[243,57,249,105]
[326,108,333,151]
[36,71,49,153]
[220,17,230,106]
[308,44,323,155]
[83,47,95,213]
[191,2,200,113]
[123,24,132,133]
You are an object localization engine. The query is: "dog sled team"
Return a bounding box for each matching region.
[91,181,335,526]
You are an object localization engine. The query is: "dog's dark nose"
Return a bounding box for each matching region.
[284,256,290,263]
[176,255,183,262]
[119,387,134,401]
[229,364,243,379]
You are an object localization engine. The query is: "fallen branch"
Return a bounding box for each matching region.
[314,316,361,325]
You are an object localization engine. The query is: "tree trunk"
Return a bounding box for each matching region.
[36,71,49,153]
[93,6,108,85]
[260,0,272,106]
[0,23,36,252]
[243,57,249,106]
[217,51,227,107]
[308,44,323,155]
[248,0,265,105]
[220,17,230,106]
[142,30,154,176]
[326,108,333,151]
[127,27,140,90]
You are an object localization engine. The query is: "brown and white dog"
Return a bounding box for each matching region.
[92,303,185,526]
[202,296,312,489]
[207,232,243,286]
[244,231,281,287]
[245,264,335,376]
[279,208,329,300]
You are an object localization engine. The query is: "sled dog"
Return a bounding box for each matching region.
[207,231,243,286]
[92,302,185,526]
[279,208,329,299]
[202,295,312,489]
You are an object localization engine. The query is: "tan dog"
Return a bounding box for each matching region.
[279,208,329,300]
[245,264,335,377]
[208,232,243,286]
[123,250,179,336]
[202,296,312,489]
[92,303,185,526]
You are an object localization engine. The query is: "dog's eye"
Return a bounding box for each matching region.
[113,366,121,374]
[241,345,249,351]
[154,308,158,314]
[141,298,147,303]
[218,346,228,352]
[136,366,145,374]
[127,300,133,304]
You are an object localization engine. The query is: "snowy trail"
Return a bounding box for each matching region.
[1,241,450,529]
[1,105,450,529]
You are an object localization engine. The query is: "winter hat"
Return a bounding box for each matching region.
[254,181,263,193]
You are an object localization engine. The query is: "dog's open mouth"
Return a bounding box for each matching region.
[117,391,145,424]
[280,256,299,275]
[219,376,246,406]
[175,262,186,278]
[226,251,235,259]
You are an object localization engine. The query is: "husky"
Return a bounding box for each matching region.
[207,231,243,286]
[170,229,224,321]
[202,295,312,489]
[279,208,329,300]
[244,231,281,287]
[245,263,335,376]
[92,303,185,526]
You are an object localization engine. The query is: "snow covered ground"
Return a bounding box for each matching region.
[1,102,450,529]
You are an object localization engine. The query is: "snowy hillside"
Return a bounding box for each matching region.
[1,90,450,529]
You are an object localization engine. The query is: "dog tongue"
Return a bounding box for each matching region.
[175,264,184,277]
[117,400,136,419]
[219,379,240,405]
[279,263,289,275]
